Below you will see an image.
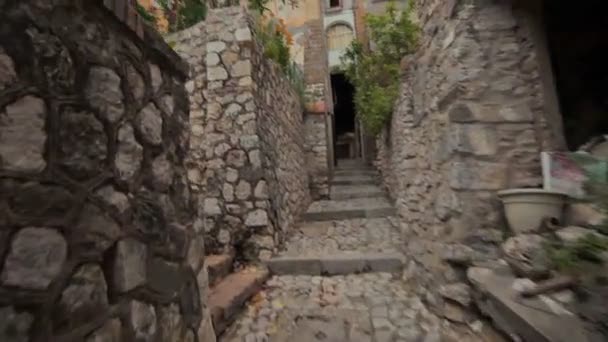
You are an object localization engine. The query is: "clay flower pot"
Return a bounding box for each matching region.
[497,188,568,234]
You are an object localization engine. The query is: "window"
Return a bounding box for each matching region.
[326,24,354,50]
[328,0,340,9]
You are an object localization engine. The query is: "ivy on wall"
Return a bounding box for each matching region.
[341,1,419,135]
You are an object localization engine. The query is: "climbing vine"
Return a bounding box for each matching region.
[341,1,419,135]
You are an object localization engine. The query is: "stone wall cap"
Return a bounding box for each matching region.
[100,0,189,78]
[497,188,568,197]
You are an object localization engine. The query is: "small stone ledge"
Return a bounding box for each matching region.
[467,267,591,342]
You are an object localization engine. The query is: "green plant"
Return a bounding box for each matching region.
[546,233,608,273]
[175,0,207,31]
[341,0,419,135]
[136,3,157,24]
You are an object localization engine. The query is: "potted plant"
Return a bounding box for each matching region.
[498,188,567,234]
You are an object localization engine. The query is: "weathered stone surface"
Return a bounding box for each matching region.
[95,185,130,214]
[149,63,163,92]
[75,204,122,252]
[113,238,147,292]
[58,107,107,178]
[254,180,268,199]
[0,96,47,172]
[136,103,163,145]
[441,244,476,265]
[245,209,268,227]
[157,304,185,342]
[0,48,17,90]
[1,227,67,290]
[0,306,33,342]
[115,124,143,182]
[449,161,507,190]
[235,180,251,200]
[439,283,471,307]
[151,154,174,191]
[85,66,124,123]
[126,63,145,102]
[207,41,226,53]
[147,258,182,299]
[204,198,222,216]
[208,66,228,81]
[231,60,251,77]
[127,300,157,340]
[502,234,550,280]
[59,264,109,320]
[86,319,122,342]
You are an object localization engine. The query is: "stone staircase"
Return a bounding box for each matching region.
[266,159,404,276]
[213,160,408,341]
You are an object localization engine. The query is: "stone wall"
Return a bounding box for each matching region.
[170,7,310,259]
[376,0,557,299]
[0,1,213,341]
[252,31,312,260]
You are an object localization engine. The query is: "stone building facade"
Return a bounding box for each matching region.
[0,1,214,341]
[169,7,311,260]
[376,0,562,300]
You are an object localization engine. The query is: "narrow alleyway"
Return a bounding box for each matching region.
[220,160,496,342]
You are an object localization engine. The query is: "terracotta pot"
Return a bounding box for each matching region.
[497,188,567,234]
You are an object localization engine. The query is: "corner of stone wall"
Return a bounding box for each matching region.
[172,6,311,261]
[0,2,211,340]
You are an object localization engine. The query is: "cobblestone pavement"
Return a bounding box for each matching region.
[280,217,402,257]
[221,272,499,342]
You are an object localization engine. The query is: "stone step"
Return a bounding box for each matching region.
[205,253,234,286]
[332,169,378,177]
[301,207,396,221]
[330,184,385,200]
[302,198,395,221]
[265,252,404,276]
[336,159,368,167]
[331,175,378,186]
[209,267,269,335]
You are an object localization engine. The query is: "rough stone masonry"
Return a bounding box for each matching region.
[168,7,311,260]
[0,1,213,341]
[376,0,559,307]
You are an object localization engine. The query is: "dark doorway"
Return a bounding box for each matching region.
[331,73,357,161]
[544,1,608,150]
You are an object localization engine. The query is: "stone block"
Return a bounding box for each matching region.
[147,258,183,299]
[0,306,33,342]
[85,66,124,123]
[265,257,322,275]
[126,300,157,341]
[113,238,147,293]
[450,124,497,156]
[115,124,143,182]
[136,103,163,145]
[320,255,367,275]
[365,253,403,273]
[86,319,122,342]
[449,161,507,190]
[0,96,47,172]
[245,209,268,227]
[1,227,67,290]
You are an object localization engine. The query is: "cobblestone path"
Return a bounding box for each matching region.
[221,160,499,342]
